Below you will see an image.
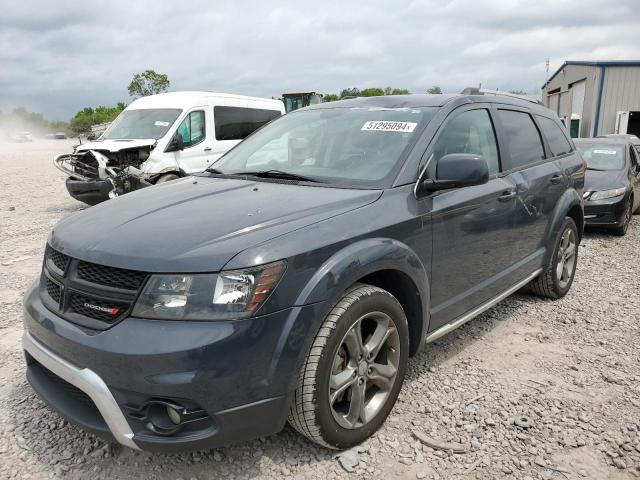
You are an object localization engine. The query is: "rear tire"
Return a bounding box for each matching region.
[529,216,578,299]
[611,199,632,236]
[155,173,180,184]
[288,284,409,449]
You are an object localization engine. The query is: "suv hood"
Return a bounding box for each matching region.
[50,176,381,272]
[75,138,157,153]
[584,168,627,192]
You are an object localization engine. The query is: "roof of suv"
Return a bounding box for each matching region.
[305,93,551,114]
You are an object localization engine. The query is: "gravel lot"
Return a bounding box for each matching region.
[0,140,639,480]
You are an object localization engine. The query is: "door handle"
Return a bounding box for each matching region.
[550,174,563,184]
[498,190,517,202]
[204,147,212,152]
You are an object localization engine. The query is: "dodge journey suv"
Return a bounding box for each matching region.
[23,91,584,452]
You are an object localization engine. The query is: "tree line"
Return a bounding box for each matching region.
[323,85,443,102]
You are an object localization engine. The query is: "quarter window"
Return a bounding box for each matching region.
[497,110,545,169]
[433,109,500,175]
[537,116,572,157]
[214,106,281,141]
[176,110,206,148]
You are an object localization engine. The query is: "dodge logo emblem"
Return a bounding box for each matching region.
[83,302,120,315]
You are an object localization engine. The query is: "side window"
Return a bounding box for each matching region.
[537,116,572,157]
[432,109,500,175]
[214,106,281,141]
[497,110,545,169]
[176,110,205,148]
[629,146,639,169]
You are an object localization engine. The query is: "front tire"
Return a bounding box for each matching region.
[288,284,409,449]
[611,199,633,236]
[155,173,180,184]
[529,216,578,299]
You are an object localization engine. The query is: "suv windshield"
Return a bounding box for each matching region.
[212,106,436,188]
[101,109,182,140]
[576,143,626,171]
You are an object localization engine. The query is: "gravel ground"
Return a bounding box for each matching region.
[0,140,639,480]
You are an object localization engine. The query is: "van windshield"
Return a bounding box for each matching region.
[101,109,182,140]
[211,106,436,188]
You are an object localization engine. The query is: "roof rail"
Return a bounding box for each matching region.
[460,87,543,105]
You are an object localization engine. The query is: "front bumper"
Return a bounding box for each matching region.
[584,195,628,226]
[65,178,113,206]
[23,286,327,452]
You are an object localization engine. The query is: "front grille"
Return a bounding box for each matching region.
[41,243,148,328]
[77,261,148,290]
[69,293,129,324]
[45,278,62,304]
[46,245,70,273]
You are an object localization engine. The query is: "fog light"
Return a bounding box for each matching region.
[166,405,181,425]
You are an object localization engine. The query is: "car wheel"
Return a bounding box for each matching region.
[611,199,633,236]
[155,173,180,184]
[288,284,409,449]
[529,216,578,299]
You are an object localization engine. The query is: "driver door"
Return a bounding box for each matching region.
[172,109,214,173]
[427,106,519,330]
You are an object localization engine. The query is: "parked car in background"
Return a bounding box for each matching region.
[575,138,640,235]
[23,92,584,452]
[8,131,33,142]
[53,92,284,205]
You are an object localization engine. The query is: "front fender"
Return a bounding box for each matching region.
[295,237,430,343]
[544,189,583,263]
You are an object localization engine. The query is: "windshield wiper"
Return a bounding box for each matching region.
[234,170,318,183]
[205,167,224,174]
[586,167,607,171]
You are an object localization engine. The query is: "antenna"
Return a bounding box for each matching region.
[545,58,550,82]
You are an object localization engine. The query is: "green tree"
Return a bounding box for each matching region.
[323,94,340,102]
[426,86,442,94]
[128,70,170,98]
[509,89,528,95]
[339,88,361,99]
[69,104,127,135]
[360,87,386,97]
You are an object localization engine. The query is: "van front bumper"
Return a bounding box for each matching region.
[65,178,113,206]
[22,286,326,452]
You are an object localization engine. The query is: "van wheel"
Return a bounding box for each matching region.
[155,173,180,184]
[529,216,578,299]
[288,284,409,449]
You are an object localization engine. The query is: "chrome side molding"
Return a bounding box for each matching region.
[425,269,542,344]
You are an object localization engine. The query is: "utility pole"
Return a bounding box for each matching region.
[545,58,550,82]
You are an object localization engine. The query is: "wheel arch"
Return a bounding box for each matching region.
[294,238,430,357]
[545,189,583,263]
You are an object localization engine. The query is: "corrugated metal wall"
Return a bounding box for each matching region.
[542,65,601,137]
[599,67,640,134]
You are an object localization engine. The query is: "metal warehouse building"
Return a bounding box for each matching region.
[541,60,640,138]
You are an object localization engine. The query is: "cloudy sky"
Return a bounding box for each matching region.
[1,0,639,120]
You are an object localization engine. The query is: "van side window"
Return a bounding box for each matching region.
[215,107,281,141]
[497,110,545,169]
[433,109,500,175]
[177,111,206,148]
[537,116,572,157]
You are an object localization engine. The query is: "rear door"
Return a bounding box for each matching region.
[493,108,565,272]
[628,145,640,211]
[428,105,519,330]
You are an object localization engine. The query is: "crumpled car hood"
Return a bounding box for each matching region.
[75,138,157,153]
[50,176,382,272]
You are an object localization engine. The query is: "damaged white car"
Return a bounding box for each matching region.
[54,91,284,205]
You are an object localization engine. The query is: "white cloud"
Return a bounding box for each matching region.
[1,0,639,119]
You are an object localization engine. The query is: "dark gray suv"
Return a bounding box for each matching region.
[23,92,584,452]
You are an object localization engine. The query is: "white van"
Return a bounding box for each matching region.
[54,91,285,205]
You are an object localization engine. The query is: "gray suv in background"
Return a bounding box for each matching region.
[23,92,584,452]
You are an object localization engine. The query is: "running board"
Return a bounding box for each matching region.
[425,268,542,344]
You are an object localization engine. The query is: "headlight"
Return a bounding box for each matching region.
[588,187,626,201]
[131,261,285,320]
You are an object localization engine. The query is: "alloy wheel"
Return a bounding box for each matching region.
[329,312,400,429]
[556,227,577,289]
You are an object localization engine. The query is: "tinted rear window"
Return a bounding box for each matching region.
[214,106,281,141]
[537,116,572,157]
[497,110,545,169]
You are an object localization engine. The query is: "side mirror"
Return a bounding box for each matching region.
[166,132,184,152]
[417,153,489,194]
